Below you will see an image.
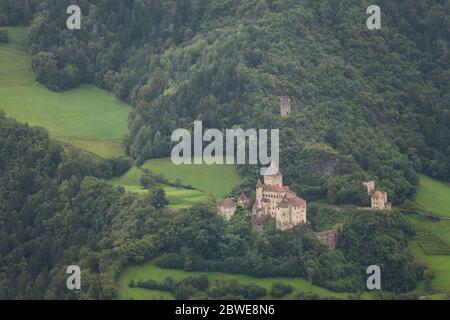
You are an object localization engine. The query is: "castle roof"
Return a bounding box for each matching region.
[372,191,387,200]
[218,198,236,209]
[277,194,306,208]
[238,193,248,202]
[262,185,289,193]
[256,179,263,187]
[284,191,297,199]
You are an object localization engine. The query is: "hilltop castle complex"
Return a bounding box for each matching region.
[217,165,307,231]
[252,165,307,231]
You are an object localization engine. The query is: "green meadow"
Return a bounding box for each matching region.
[0,27,35,87]
[143,158,243,197]
[118,262,360,300]
[111,166,210,209]
[0,27,129,157]
[409,242,450,293]
[408,175,450,296]
[111,166,147,193]
[415,175,450,217]
[64,139,125,158]
[163,186,210,209]
[1,28,242,207]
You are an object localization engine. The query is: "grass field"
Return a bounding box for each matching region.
[163,186,210,209]
[0,28,35,87]
[118,262,361,300]
[143,158,243,197]
[408,214,450,294]
[0,27,129,157]
[111,167,147,193]
[414,227,450,255]
[409,241,450,293]
[415,175,450,217]
[63,139,125,158]
[408,175,450,296]
[111,166,210,208]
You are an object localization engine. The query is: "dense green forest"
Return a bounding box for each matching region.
[0,0,448,300]
[0,113,421,298]
[1,0,447,205]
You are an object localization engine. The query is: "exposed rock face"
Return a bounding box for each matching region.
[315,229,340,249]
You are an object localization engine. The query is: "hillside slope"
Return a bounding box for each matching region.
[3,0,449,205]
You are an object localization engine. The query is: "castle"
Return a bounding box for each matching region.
[252,165,307,231]
[363,180,392,210]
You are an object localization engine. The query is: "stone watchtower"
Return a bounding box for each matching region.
[280,96,291,117]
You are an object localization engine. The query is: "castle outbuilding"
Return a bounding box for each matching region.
[371,191,391,210]
[252,164,307,231]
[217,198,236,220]
[362,181,392,210]
[237,193,249,208]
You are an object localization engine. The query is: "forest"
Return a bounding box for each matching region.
[0,112,422,298]
[0,0,448,299]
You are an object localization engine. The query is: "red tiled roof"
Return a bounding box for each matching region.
[263,185,289,192]
[277,194,306,208]
[238,193,248,201]
[372,191,387,199]
[218,198,236,209]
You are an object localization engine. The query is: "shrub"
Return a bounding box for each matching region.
[270,282,293,298]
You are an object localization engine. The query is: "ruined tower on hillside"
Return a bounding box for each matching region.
[280,96,291,117]
[363,181,375,195]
